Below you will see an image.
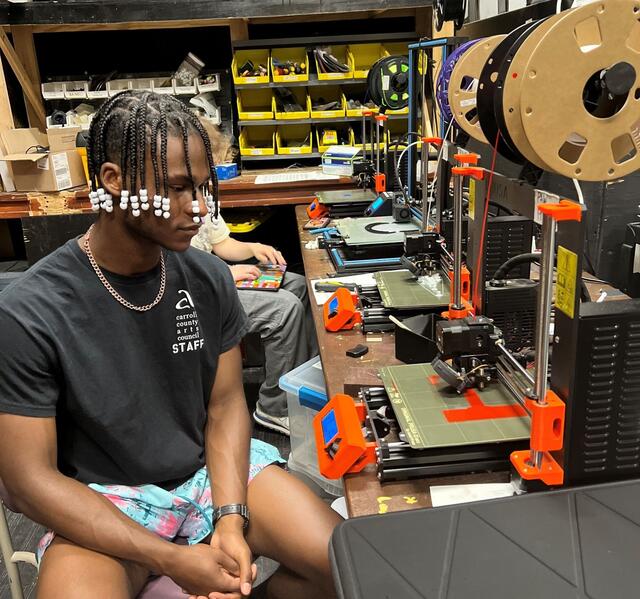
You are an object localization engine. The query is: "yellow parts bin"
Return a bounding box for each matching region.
[274,87,310,120]
[232,49,270,85]
[387,119,409,148]
[239,126,276,156]
[237,88,274,120]
[316,126,353,153]
[348,43,387,78]
[383,42,409,58]
[309,86,346,119]
[344,84,377,117]
[314,45,354,81]
[270,47,309,83]
[276,124,312,155]
[224,209,271,234]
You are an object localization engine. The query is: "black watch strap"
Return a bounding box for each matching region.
[213,504,250,530]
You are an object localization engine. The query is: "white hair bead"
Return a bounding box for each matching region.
[132,209,141,217]
[119,202,128,210]
[162,211,171,219]
[154,209,162,217]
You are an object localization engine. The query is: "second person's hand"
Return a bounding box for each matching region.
[248,243,286,266]
[229,265,261,282]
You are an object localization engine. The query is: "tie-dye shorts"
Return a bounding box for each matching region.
[37,438,284,562]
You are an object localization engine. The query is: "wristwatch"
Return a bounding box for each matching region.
[213,504,250,530]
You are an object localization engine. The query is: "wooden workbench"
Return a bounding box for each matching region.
[295,205,513,517]
[295,205,627,518]
[0,168,355,219]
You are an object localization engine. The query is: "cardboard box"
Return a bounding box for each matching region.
[0,128,86,192]
[47,126,81,152]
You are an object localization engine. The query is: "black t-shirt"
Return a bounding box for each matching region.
[0,239,248,487]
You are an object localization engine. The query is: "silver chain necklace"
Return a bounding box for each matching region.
[83,225,166,312]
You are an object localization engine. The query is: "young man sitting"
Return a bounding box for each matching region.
[0,90,340,599]
[192,215,317,436]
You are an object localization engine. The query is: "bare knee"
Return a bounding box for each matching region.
[37,537,149,599]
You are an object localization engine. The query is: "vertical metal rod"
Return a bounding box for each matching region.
[452,169,464,309]
[375,119,381,175]
[531,213,556,469]
[421,139,429,233]
[407,46,417,199]
[369,114,375,170]
[361,113,368,163]
[382,117,388,190]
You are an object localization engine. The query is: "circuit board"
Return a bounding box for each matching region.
[375,269,450,309]
[379,363,530,450]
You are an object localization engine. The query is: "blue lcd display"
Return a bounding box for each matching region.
[322,410,339,443]
[328,296,339,319]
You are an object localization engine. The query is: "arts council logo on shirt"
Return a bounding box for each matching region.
[173,290,205,354]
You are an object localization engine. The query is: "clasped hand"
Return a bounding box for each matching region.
[168,525,256,599]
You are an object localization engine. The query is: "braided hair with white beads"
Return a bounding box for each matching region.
[86,90,219,224]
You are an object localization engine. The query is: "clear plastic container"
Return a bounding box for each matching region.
[279,356,343,496]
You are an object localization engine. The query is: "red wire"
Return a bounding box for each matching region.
[472,131,501,310]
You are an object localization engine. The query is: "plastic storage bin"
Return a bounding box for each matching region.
[150,77,175,94]
[348,43,387,78]
[237,88,274,120]
[108,79,133,97]
[174,78,197,95]
[270,47,309,83]
[279,356,343,496]
[64,80,89,100]
[314,45,354,81]
[232,49,270,85]
[344,84,376,117]
[196,73,221,93]
[41,81,66,100]
[276,124,312,155]
[309,86,346,119]
[131,77,154,92]
[239,126,276,156]
[274,88,309,120]
[383,42,409,58]
[316,126,352,153]
[224,209,270,234]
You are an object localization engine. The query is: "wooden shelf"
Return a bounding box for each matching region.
[0,2,427,27]
[238,114,409,126]
[241,152,323,161]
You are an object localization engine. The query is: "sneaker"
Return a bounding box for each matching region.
[253,405,290,436]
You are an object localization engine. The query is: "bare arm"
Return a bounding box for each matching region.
[213,237,286,266]
[212,237,256,263]
[0,414,241,595]
[206,344,251,520]
[0,414,176,572]
[206,345,254,595]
